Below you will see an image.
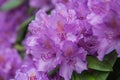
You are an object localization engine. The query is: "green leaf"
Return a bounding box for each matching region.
[71,71,109,80]
[14,44,25,59]
[92,71,109,80]
[72,71,95,80]
[14,44,25,51]
[16,16,34,44]
[87,56,113,71]
[87,51,117,71]
[19,16,34,30]
[0,0,23,11]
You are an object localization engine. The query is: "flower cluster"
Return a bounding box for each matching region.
[0,1,28,79]
[0,47,22,80]
[88,0,120,60]
[22,0,120,80]
[0,2,28,46]
[0,0,120,80]
[15,55,49,80]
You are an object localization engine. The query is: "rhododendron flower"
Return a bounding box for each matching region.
[15,53,54,80]
[2,0,119,80]
[53,0,89,20]
[87,0,111,25]
[25,3,88,80]
[15,65,49,80]
[0,47,22,80]
[0,5,28,46]
[92,10,120,60]
[59,41,87,80]
[88,0,120,60]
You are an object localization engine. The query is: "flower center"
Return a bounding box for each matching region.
[56,21,66,41]
[29,73,37,80]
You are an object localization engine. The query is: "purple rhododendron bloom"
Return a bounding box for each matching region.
[0,47,22,80]
[0,0,118,80]
[0,1,29,80]
[53,0,90,20]
[15,54,49,80]
[78,27,99,56]
[25,3,88,80]
[87,0,111,25]
[59,41,87,80]
[15,65,49,80]
[0,5,28,46]
[88,0,120,60]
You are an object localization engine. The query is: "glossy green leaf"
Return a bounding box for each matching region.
[0,0,23,11]
[87,51,117,71]
[87,56,113,71]
[72,71,95,80]
[92,71,109,80]
[71,71,109,80]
